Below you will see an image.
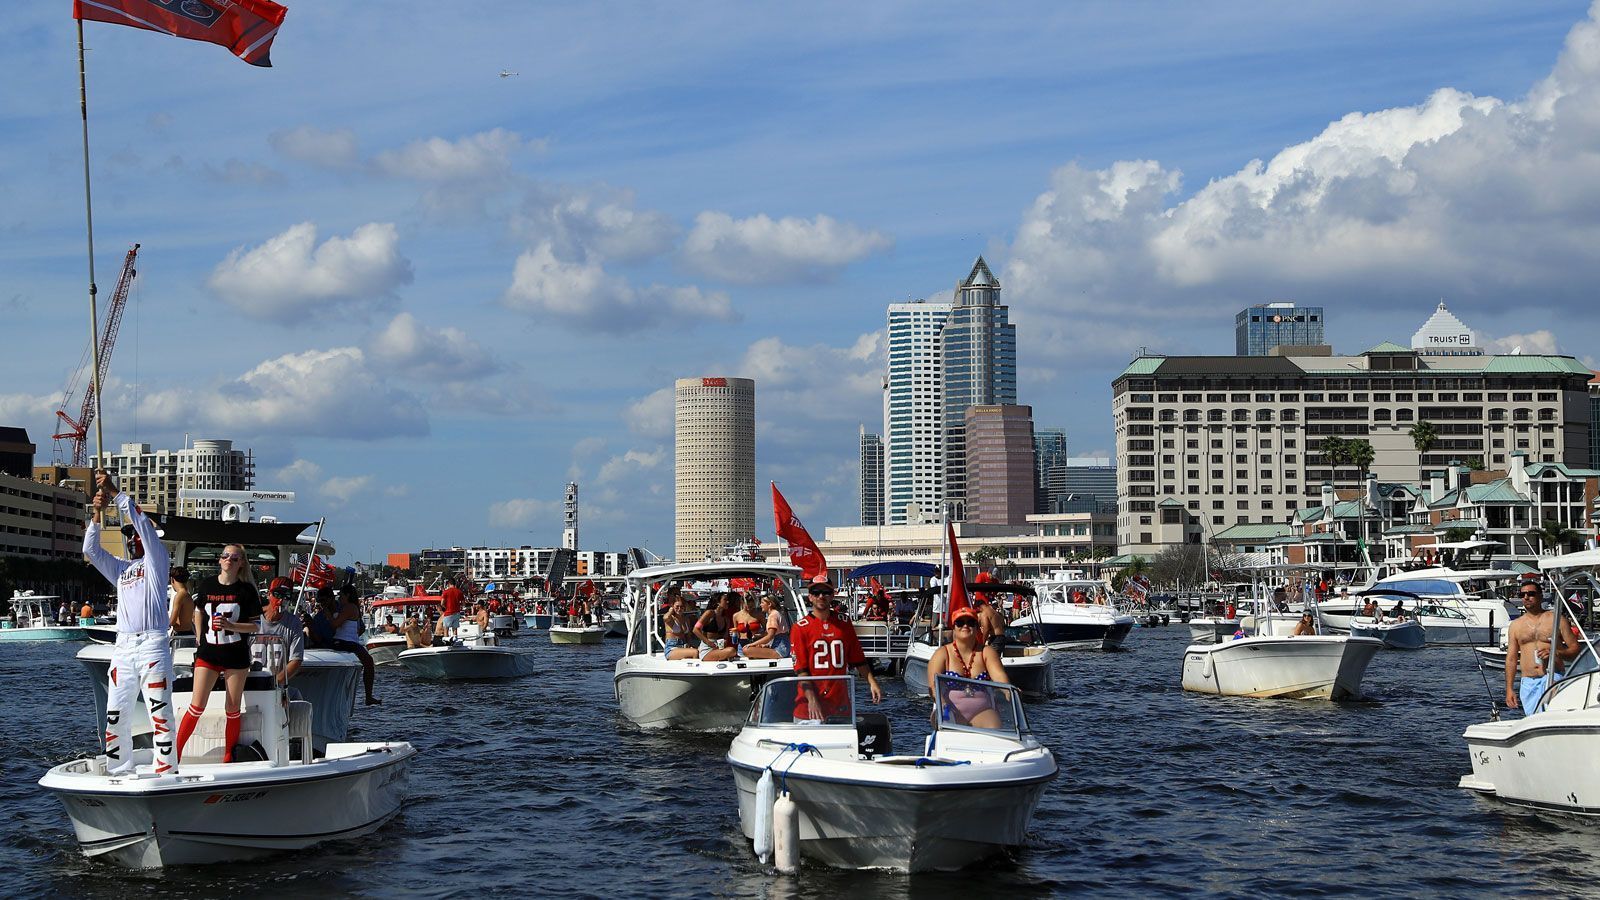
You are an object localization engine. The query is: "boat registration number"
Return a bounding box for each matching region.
[203,790,267,805]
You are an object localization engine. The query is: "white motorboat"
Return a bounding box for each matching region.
[489,613,519,636]
[40,640,413,868]
[727,674,1056,872]
[397,632,536,679]
[1013,572,1132,651]
[614,560,800,731]
[2,592,91,642]
[1181,634,1382,700]
[551,617,606,645]
[78,641,362,753]
[903,636,1055,701]
[1348,617,1427,650]
[601,608,629,638]
[1318,570,1518,645]
[1187,616,1241,644]
[366,632,408,666]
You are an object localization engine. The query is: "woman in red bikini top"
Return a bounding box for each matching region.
[926,611,1010,729]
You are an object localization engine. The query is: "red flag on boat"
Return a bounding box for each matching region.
[772,482,827,583]
[74,0,289,67]
[290,553,335,589]
[579,579,596,597]
[945,521,972,626]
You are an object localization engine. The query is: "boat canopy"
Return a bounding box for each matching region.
[1539,549,1600,571]
[846,562,939,580]
[1371,578,1464,596]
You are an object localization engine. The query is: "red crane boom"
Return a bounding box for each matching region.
[54,243,139,467]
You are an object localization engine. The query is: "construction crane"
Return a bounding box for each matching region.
[54,243,139,467]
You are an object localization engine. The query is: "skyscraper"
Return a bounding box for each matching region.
[1235,302,1325,356]
[674,376,755,562]
[858,426,884,526]
[965,405,1035,526]
[941,257,1016,520]
[884,298,951,524]
[1033,427,1068,514]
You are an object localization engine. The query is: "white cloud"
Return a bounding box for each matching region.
[274,459,323,482]
[489,497,558,528]
[597,447,666,484]
[273,458,375,507]
[207,222,413,324]
[682,212,893,283]
[367,312,501,381]
[622,387,674,437]
[374,128,543,182]
[0,390,62,429]
[1482,330,1561,355]
[321,475,373,506]
[502,241,736,330]
[269,126,360,169]
[516,185,680,262]
[1004,3,1600,360]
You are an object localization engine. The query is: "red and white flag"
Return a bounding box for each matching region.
[74,0,289,67]
[945,521,972,626]
[771,482,827,583]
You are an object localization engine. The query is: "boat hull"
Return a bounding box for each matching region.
[550,626,605,645]
[522,613,553,630]
[1461,702,1600,814]
[903,644,1055,701]
[728,755,1053,872]
[1187,618,1240,645]
[39,743,413,868]
[366,636,407,666]
[0,626,90,642]
[397,646,537,679]
[1349,620,1427,650]
[1010,607,1133,651]
[1181,636,1381,700]
[614,657,791,731]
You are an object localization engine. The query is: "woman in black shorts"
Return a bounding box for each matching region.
[175,543,261,763]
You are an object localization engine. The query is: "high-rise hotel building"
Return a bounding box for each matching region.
[941,258,1016,521]
[884,299,950,524]
[1112,346,1595,555]
[674,376,755,562]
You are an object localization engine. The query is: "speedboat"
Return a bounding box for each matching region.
[903,635,1054,701]
[1013,572,1133,650]
[1319,570,1518,645]
[1187,615,1241,644]
[551,617,605,645]
[1181,633,1382,700]
[397,632,536,680]
[727,674,1056,872]
[614,561,799,731]
[364,596,438,666]
[600,607,629,638]
[1349,617,1426,650]
[522,598,556,630]
[2,592,90,642]
[40,640,413,868]
[489,613,519,636]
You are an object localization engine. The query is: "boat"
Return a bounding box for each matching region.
[902,581,1056,701]
[1183,595,1382,700]
[600,606,629,638]
[78,640,363,754]
[1187,615,1241,644]
[1011,571,1133,651]
[1318,569,1518,645]
[489,613,520,636]
[551,616,605,645]
[2,592,91,642]
[39,637,414,868]
[397,631,536,680]
[727,674,1056,872]
[522,596,556,630]
[364,595,438,666]
[1348,616,1427,650]
[614,560,800,731]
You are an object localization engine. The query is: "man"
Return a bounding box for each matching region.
[82,469,178,775]
[256,578,305,689]
[403,614,434,649]
[1506,581,1581,715]
[790,582,881,721]
[440,578,465,641]
[974,593,1007,648]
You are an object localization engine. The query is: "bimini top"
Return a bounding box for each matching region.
[626,560,801,583]
[1540,548,1600,571]
[1371,578,1466,597]
[846,562,940,580]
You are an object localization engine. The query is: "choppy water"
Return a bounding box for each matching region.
[4,626,1600,898]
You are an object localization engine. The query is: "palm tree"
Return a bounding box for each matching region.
[1409,420,1438,455]
[1527,519,1580,556]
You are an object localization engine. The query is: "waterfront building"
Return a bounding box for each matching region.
[1236,302,1324,356]
[0,427,34,479]
[1410,301,1482,356]
[0,472,87,560]
[940,258,1017,521]
[1113,345,1595,556]
[965,405,1035,526]
[1590,373,1600,471]
[674,376,755,562]
[858,426,884,526]
[1033,428,1068,514]
[760,513,1118,584]
[884,298,951,524]
[462,545,632,585]
[88,439,254,519]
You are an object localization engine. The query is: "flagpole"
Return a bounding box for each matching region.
[76,19,106,494]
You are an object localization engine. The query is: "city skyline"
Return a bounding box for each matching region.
[3,4,1599,559]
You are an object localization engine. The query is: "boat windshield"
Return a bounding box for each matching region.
[750,675,856,726]
[933,674,1027,738]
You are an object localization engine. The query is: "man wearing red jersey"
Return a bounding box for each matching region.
[791,581,881,720]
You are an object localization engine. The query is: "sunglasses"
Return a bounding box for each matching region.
[809,590,835,597]
[1519,591,1540,597]
[953,619,978,628]
[220,553,243,561]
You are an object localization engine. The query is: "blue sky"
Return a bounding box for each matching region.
[4,1,1598,561]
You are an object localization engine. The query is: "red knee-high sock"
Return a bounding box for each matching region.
[224,711,242,762]
[175,704,203,762]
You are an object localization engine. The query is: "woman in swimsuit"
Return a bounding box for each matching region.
[662,594,699,660]
[925,611,1010,729]
[735,594,779,659]
[758,593,791,658]
[698,592,740,662]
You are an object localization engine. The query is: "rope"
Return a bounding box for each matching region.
[766,742,818,795]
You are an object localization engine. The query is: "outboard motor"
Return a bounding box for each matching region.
[856,712,891,759]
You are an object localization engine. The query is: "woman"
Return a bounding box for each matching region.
[696,592,738,662]
[1291,613,1317,637]
[733,594,777,659]
[167,565,193,633]
[330,587,381,705]
[925,611,1010,729]
[756,593,791,658]
[175,544,260,763]
[662,593,698,660]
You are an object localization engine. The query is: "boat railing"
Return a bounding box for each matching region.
[750,675,856,726]
[853,622,913,659]
[932,674,1027,738]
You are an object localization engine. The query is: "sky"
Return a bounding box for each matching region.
[3,1,1599,562]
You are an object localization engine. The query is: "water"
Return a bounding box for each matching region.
[4,627,1600,897]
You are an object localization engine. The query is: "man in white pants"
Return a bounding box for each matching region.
[83,470,178,775]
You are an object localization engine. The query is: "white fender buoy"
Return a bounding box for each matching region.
[753,768,775,863]
[773,790,799,873]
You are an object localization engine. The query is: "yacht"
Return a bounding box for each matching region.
[727,674,1055,872]
[3,592,90,642]
[1011,571,1133,651]
[614,561,800,731]
[1319,569,1518,644]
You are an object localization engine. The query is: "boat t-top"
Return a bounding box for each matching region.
[614,560,803,731]
[3,591,90,642]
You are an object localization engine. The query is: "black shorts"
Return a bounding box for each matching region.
[196,640,252,671]
[332,639,369,657]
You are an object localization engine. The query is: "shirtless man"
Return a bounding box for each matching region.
[974,595,1007,648]
[1505,581,1581,715]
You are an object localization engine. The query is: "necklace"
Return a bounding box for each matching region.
[951,642,977,678]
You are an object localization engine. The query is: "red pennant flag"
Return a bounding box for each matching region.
[771,482,827,582]
[74,0,289,67]
[580,579,597,597]
[945,521,972,626]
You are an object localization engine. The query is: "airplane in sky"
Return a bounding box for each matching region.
[499,69,519,78]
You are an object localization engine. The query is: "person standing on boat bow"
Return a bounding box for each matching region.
[83,470,179,775]
[1506,581,1581,715]
[175,542,261,763]
[791,582,881,721]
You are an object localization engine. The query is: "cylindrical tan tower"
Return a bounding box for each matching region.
[675,376,755,562]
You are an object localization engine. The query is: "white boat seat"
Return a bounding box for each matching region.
[287,700,314,763]
[181,707,264,763]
